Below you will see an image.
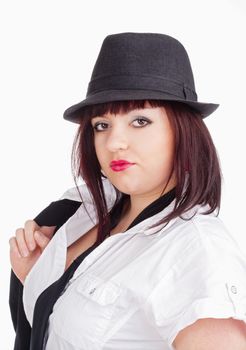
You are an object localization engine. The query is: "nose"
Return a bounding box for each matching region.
[105,124,129,152]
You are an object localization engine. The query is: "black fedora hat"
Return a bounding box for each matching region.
[63,32,219,123]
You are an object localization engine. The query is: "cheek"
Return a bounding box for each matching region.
[94,137,106,166]
[139,132,174,168]
[142,137,175,187]
[93,141,99,161]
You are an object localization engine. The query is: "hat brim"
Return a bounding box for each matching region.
[63,89,219,124]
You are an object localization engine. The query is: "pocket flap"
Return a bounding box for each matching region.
[76,273,121,305]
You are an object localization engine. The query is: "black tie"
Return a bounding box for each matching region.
[30,241,98,350]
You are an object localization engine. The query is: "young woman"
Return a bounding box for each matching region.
[9,32,246,350]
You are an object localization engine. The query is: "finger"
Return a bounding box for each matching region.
[15,228,30,257]
[24,220,40,251]
[9,237,22,258]
[40,225,57,239]
[34,231,50,252]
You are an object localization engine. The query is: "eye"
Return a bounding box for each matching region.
[132,117,151,127]
[92,116,152,132]
[92,122,109,132]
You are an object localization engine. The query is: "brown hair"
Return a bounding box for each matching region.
[71,100,222,244]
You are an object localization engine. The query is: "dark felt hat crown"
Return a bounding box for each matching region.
[63,32,219,123]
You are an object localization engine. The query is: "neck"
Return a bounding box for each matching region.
[122,180,176,224]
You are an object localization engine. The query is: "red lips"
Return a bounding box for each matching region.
[110,159,135,172]
[110,159,134,167]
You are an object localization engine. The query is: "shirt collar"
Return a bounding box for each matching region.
[61,178,178,241]
[61,174,211,240]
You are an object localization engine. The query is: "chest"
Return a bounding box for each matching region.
[46,233,176,349]
[65,224,98,270]
[65,217,132,271]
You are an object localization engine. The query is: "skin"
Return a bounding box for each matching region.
[9,221,55,284]
[173,317,246,350]
[91,101,177,225]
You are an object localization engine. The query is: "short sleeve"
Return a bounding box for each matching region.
[144,218,246,350]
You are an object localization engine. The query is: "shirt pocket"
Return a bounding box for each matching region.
[50,273,122,347]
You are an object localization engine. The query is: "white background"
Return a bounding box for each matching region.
[1,0,246,348]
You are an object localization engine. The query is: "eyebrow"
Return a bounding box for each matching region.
[91,108,148,120]
[91,114,109,120]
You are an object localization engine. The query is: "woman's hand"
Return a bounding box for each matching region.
[9,220,56,284]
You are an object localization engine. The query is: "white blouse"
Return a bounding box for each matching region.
[23,178,246,350]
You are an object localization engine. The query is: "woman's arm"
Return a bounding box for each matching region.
[9,198,81,350]
[173,318,246,350]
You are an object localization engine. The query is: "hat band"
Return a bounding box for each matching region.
[86,74,197,101]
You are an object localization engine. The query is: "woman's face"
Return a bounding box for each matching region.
[91,102,176,196]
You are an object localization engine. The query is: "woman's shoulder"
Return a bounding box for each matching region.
[165,203,246,266]
[173,203,235,242]
[190,206,242,251]
[145,206,246,349]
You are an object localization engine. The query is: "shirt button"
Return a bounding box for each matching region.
[89,287,96,295]
[231,285,237,294]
